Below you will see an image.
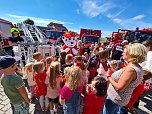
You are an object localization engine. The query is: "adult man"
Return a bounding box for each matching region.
[4,28,24,56]
[111,40,128,60]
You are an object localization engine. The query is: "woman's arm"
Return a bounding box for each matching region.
[108,67,137,92]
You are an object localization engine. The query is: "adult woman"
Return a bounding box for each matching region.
[103,43,147,114]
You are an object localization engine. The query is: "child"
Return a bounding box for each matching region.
[83,52,90,63]
[46,56,53,71]
[81,62,90,86]
[98,50,110,80]
[60,67,71,89]
[59,51,66,66]
[0,56,30,113]
[108,60,118,76]
[75,56,83,68]
[61,54,73,72]
[33,62,48,111]
[60,66,83,114]
[83,77,107,114]
[45,61,62,114]
[22,63,36,98]
[52,55,58,62]
[32,52,44,62]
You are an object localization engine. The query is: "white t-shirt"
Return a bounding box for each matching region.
[141,51,152,84]
[98,63,107,80]
[25,72,36,86]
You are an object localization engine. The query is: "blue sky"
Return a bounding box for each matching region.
[1,0,152,37]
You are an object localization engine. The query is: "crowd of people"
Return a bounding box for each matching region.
[0,31,152,114]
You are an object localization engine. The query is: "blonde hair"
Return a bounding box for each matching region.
[32,52,41,60]
[64,67,71,78]
[33,62,44,74]
[66,66,82,90]
[65,54,73,63]
[110,60,118,66]
[47,61,60,89]
[125,43,147,63]
[22,63,33,76]
[81,62,88,70]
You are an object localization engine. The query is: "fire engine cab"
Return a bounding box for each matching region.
[111,28,152,44]
[80,28,101,46]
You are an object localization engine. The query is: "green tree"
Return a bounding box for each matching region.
[23,18,34,25]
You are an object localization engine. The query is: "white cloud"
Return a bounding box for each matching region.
[112,16,152,29]
[132,14,145,20]
[81,0,116,18]
[113,18,122,23]
[106,7,126,19]
[8,14,73,26]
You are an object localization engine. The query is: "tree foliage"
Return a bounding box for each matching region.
[23,18,34,25]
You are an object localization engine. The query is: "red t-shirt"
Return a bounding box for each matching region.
[126,83,144,108]
[83,91,106,114]
[78,47,84,55]
[34,72,47,96]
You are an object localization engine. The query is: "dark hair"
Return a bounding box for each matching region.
[60,51,66,59]
[143,69,152,82]
[94,47,99,51]
[75,56,82,62]
[143,40,152,50]
[93,77,107,96]
[99,50,109,60]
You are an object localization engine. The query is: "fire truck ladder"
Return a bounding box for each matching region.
[18,23,46,44]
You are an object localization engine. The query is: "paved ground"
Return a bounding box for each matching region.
[0,82,152,114]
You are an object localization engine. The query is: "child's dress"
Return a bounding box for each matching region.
[34,72,47,96]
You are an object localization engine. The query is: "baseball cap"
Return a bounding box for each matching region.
[0,56,21,70]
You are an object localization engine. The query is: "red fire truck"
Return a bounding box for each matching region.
[0,18,13,46]
[111,28,152,44]
[80,28,101,45]
[46,30,65,43]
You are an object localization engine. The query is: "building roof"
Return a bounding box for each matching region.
[47,22,68,31]
[0,18,13,25]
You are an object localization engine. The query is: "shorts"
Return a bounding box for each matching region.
[48,97,59,103]
[13,102,29,114]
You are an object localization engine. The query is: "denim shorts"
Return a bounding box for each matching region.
[13,102,29,114]
[103,96,128,114]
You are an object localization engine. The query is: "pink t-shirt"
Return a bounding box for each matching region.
[45,75,62,99]
[60,85,83,101]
